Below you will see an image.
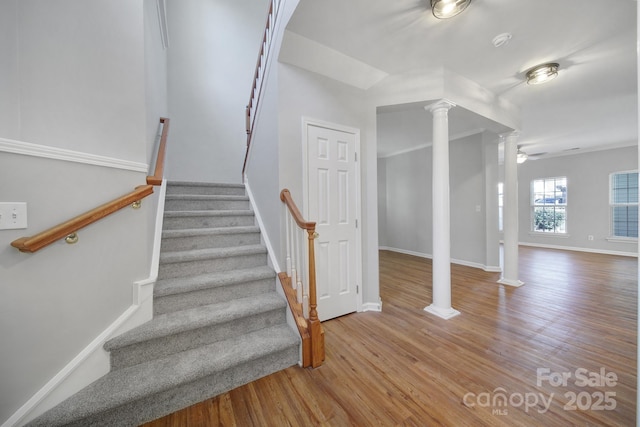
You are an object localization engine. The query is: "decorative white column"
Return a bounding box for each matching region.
[498,132,524,287]
[424,99,460,320]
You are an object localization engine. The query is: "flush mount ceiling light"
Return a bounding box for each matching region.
[431,0,472,19]
[516,149,528,164]
[526,63,559,85]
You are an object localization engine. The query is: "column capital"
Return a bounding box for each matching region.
[499,131,520,142]
[425,99,456,114]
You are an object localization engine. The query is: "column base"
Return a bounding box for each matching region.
[497,278,524,287]
[424,304,461,320]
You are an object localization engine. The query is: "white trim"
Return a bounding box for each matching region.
[147,179,167,286]
[361,300,383,312]
[380,246,432,259]
[380,246,501,272]
[4,304,141,427]
[606,237,638,244]
[156,0,169,50]
[424,304,461,320]
[302,118,363,315]
[497,278,524,287]
[0,137,148,173]
[528,232,570,238]
[377,128,486,159]
[519,241,638,258]
[245,179,282,272]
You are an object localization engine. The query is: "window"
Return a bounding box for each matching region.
[610,171,638,238]
[531,177,567,233]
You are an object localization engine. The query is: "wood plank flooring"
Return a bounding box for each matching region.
[143,247,637,426]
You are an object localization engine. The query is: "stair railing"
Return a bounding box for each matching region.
[242,0,282,180]
[11,117,170,253]
[280,189,325,368]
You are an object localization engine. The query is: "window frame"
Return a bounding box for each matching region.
[609,170,638,240]
[530,176,568,235]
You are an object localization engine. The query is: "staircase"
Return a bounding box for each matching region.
[27,182,300,427]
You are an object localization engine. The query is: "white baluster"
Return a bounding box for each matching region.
[285,210,292,277]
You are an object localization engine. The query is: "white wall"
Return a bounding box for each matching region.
[517,145,638,255]
[378,129,498,269]
[0,155,150,425]
[377,158,387,247]
[13,0,147,161]
[277,63,380,307]
[166,0,270,184]
[0,1,167,423]
[0,0,20,140]
[450,134,488,266]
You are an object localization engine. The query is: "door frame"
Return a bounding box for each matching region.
[301,117,363,315]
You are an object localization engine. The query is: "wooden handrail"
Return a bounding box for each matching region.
[11,117,169,253]
[242,0,279,180]
[147,117,170,186]
[280,188,325,368]
[280,189,315,230]
[11,185,154,253]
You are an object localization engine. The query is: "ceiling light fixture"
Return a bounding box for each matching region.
[516,149,528,164]
[431,0,472,19]
[525,63,559,85]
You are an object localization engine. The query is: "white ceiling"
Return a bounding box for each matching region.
[284,0,638,159]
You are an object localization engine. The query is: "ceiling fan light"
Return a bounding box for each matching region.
[526,63,559,85]
[516,149,528,164]
[431,0,472,19]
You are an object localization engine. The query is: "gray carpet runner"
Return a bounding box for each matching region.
[27,182,299,427]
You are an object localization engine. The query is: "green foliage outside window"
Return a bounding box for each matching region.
[534,207,566,232]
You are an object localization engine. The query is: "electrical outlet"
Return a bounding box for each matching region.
[588,235,594,241]
[0,202,28,230]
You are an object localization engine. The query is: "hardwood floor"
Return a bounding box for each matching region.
[143,247,637,426]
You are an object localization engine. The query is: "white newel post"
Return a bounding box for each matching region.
[424,99,460,320]
[498,132,524,287]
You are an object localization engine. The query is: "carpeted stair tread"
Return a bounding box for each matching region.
[160,244,266,264]
[162,225,259,239]
[167,181,245,189]
[165,194,249,202]
[164,210,254,218]
[154,266,275,298]
[104,293,286,351]
[166,181,246,194]
[26,325,299,427]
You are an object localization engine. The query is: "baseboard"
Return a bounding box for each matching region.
[6,299,151,427]
[519,241,638,258]
[361,300,383,312]
[245,179,282,272]
[6,181,167,427]
[379,246,432,259]
[0,137,148,173]
[380,247,501,272]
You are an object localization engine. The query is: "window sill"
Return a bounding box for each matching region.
[528,232,570,238]
[606,237,638,244]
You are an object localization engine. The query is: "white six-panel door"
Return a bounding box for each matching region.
[305,122,360,321]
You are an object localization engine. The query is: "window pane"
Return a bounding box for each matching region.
[612,206,639,238]
[531,177,567,233]
[613,188,629,204]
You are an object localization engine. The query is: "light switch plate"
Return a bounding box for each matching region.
[0,202,28,230]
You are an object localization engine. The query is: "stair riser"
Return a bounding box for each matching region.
[158,253,267,279]
[166,185,245,196]
[165,199,249,211]
[160,232,261,252]
[62,346,299,427]
[163,214,255,230]
[154,278,276,315]
[109,309,286,370]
